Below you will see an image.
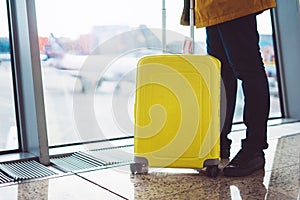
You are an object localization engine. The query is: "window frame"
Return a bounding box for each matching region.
[6,0,49,164]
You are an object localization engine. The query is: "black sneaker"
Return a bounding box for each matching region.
[223,149,265,177]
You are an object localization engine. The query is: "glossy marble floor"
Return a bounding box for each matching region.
[0,120,299,200]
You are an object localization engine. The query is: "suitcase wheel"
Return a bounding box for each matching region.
[130,163,148,175]
[206,165,219,177]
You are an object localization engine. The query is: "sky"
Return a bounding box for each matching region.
[35,0,273,41]
[35,0,171,37]
[1,0,273,41]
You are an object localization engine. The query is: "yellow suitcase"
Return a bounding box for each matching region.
[130,54,221,177]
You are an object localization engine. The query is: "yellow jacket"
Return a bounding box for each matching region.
[181,0,276,28]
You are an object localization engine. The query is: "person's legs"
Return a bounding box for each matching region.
[217,13,270,152]
[206,25,237,159]
[216,13,270,176]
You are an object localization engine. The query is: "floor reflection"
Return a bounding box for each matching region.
[131,133,300,200]
[131,169,267,199]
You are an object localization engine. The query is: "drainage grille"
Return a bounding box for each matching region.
[51,145,133,172]
[90,145,133,165]
[0,160,56,182]
[51,151,106,172]
[0,171,14,184]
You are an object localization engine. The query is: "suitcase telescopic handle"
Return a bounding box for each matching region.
[162,0,167,53]
[189,0,195,54]
[161,0,195,54]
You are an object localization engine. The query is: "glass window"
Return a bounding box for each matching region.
[35,1,281,147]
[35,0,165,146]
[0,0,19,151]
[257,11,281,119]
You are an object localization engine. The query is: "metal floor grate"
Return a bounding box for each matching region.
[90,145,133,165]
[0,171,14,184]
[51,151,106,172]
[0,160,56,182]
[51,145,133,172]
